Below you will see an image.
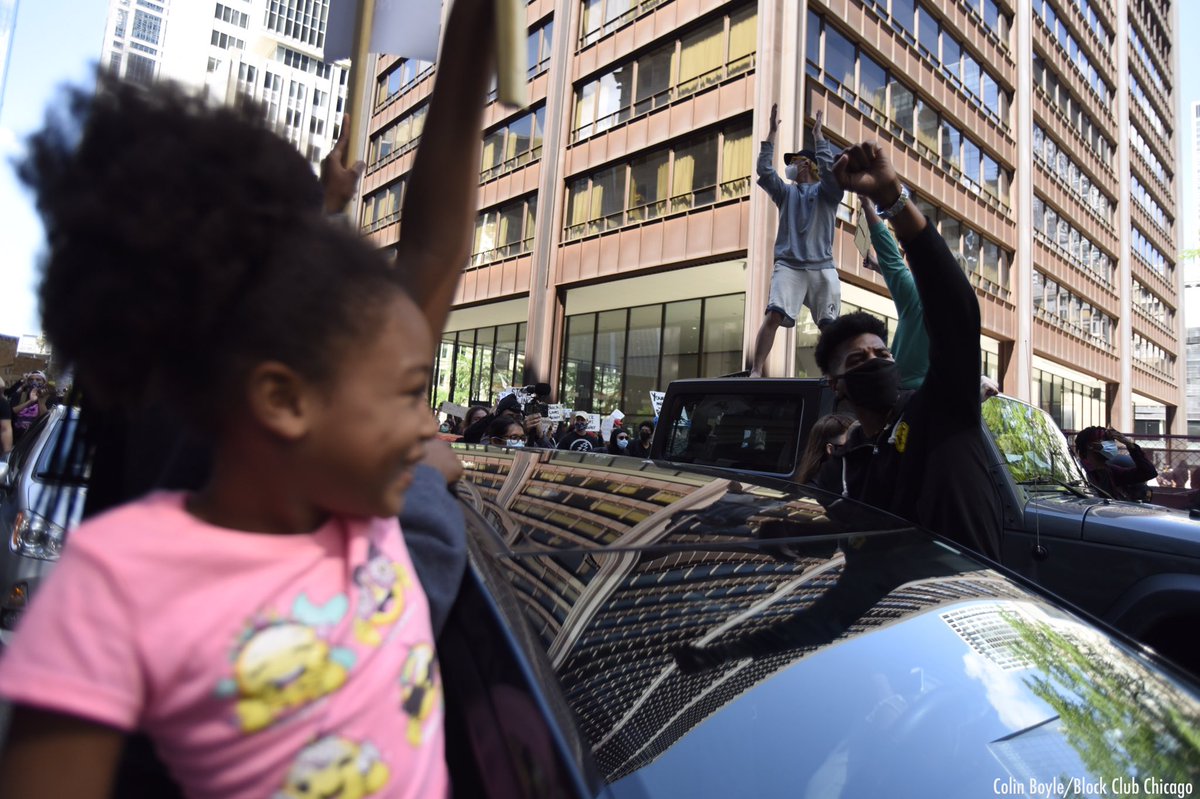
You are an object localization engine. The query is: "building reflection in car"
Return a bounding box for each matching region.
[454,446,1200,797]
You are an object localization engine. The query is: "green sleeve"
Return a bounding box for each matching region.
[869,221,928,389]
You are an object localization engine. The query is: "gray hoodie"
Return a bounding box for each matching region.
[756,137,842,270]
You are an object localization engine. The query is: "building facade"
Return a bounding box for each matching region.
[101,0,348,169]
[359,0,1184,432]
[0,0,18,117]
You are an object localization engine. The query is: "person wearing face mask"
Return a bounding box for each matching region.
[793,413,856,484]
[807,140,1002,562]
[748,103,843,378]
[558,413,599,452]
[1074,426,1157,501]
[629,421,655,458]
[606,428,633,455]
[487,417,529,449]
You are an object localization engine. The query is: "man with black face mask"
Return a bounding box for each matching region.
[558,413,599,452]
[629,420,655,458]
[808,141,1002,561]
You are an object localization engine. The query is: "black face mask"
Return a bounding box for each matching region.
[640,429,652,440]
[575,421,588,432]
[837,358,901,412]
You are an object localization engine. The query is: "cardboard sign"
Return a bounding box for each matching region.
[439,401,468,419]
[587,414,601,433]
[547,404,565,422]
[649,391,665,416]
[854,207,872,259]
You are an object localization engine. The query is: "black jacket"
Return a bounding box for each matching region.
[813,222,1002,561]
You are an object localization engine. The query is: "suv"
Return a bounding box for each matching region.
[0,405,88,645]
[649,378,1200,673]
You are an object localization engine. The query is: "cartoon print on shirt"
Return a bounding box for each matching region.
[274,735,390,799]
[399,643,441,746]
[352,543,412,646]
[215,593,356,733]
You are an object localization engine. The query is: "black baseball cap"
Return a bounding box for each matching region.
[783,148,816,166]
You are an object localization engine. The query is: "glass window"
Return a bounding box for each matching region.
[561,314,597,411]
[982,240,1000,285]
[634,45,673,115]
[678,20,724,95]
[482,128,506,171]
[916,99,939,152]
[581,0,603,43]
[941,121,961,170]
[942,35,960,80]
[859,53,887,112]
[941,215,962,255]
[918,6,939,58]
[574,80,599,137]
[591,165,627,232]
[824,25,856,90]
[702,294,745,376]
[982,154,1000,198]
[981,73,998,112]
[624,305,664,415]
[890,78,914,134]
[672,134,719,209]
[594,309,628,411]
[962,138,980,183]
[728,5,756,73]
[892,0,915,37]
[720,122,753,198]
[961,53,980,96]
[594,65,633,133]
[629,151,670,220]
[806,10,821,66]
[661,300,703,383]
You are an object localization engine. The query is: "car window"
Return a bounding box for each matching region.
[34,413,89,485]
[662,393,805,474]
[982,396,1088,489]
[438,504,596,799]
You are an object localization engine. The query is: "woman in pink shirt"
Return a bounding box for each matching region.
[0,0,494,794]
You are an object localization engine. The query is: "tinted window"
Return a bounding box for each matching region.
[663,393,805,473]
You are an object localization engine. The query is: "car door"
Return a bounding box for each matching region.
[438,501,600,799]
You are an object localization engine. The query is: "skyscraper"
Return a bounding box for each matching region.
[0,0,18,118]
[361,0,1184,434]
[101,0,348,168]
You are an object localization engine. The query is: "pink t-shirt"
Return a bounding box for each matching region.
[0,491,449,799]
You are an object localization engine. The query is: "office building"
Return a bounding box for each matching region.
[101,0,348,168]
[360,0,1184,432]
[0,0,18,117]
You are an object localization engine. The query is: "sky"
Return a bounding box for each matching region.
[0,3,1198,337]
[0,0,106,339]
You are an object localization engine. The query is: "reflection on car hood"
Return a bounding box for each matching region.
[457,445,1200,798]
[1081,499,1200,557]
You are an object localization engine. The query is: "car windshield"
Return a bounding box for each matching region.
[981,396,1089,492]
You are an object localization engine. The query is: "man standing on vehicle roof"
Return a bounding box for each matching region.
[809,141,1002,561]
[748,104,843,378]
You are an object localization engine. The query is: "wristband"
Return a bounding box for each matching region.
[875,185,910,221]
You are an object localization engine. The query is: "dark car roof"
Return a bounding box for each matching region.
[456,445,1200,797]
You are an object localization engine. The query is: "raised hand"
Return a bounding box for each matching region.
[768,103,779,138]
[832,141,901,206]
[812,108,825,141]
[320,113,366,213]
